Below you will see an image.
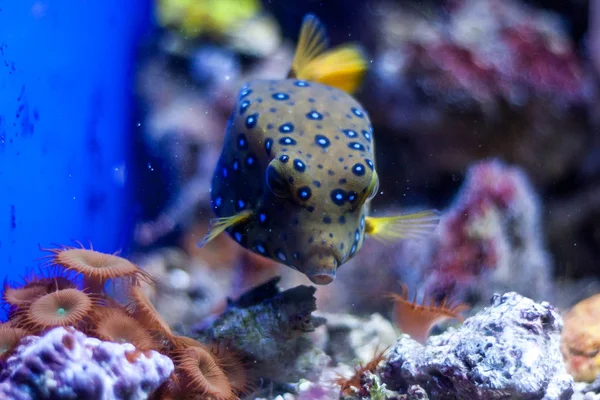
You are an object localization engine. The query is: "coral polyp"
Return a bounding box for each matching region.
[42,245,154,292]
[172,345,235,400]
[92,306,157,351]
[0,324,28,360]
[207,340,252,396]
[385,284,469,344]
[128,285,173,337]
[2,285,48,308]
[24,288,93,331]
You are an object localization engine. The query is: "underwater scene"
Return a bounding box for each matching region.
[1,0,600,399]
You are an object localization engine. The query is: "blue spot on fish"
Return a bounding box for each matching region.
[279,123,294,133]
[293,159,306,172]
[351,107,364,118]
[295,80,309,87]
[279,155,289,163]
[306,111,323,120]
[361,129,371,142]
[330,189,346,206]
[255,242,268,255]
[272,93,290,101]
[297,186,312,201]
[343,129,358,138]
[276,250,287,261]
[365,159,374,170]
[236,199,246,211]
[246,113,258,129]
[239,100,251,115]
[348,142,365,151]
[352,163,365,176]
[259,211,267,224]
[240,89,252,99]
[237,133,248,149]
[265,138,273,155]
[315,135,330,148]
[279,137,296,146]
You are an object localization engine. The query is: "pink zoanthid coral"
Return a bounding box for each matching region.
[398,159,553,305]
[0,326,174,400]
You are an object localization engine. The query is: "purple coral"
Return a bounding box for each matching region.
[399,159,552,304]
[0,326,174,400]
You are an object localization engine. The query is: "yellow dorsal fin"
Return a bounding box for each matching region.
[197,210,253,248]
[296,45,367,94]
[288,14,368,94]
[365,210,441,242]
[289,13,329,79]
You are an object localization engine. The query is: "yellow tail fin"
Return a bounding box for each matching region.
[289,14,368,94]
[197,210,253,248]
[365,210,441,242]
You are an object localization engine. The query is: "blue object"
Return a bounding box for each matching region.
[0,1,153,305]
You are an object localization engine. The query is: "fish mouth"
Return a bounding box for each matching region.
[301,247,341,285]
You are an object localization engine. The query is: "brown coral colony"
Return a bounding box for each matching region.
[0,245,249,400]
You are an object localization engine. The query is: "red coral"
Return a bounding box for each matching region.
[414,159,545,301]
[405,0,587,108]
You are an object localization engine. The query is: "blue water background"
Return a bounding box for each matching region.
[0,1,154,318]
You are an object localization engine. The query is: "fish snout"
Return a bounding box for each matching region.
[302,250,339,285]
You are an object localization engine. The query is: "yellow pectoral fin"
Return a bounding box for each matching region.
[197,210,253,248]
[365,209,441,242]
[297,45,368,94]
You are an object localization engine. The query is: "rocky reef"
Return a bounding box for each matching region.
[193,277,330,384]
[384,292,573,400]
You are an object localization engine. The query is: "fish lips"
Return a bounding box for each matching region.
[301,248,341,285]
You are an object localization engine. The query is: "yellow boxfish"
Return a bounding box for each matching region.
[199,14,440,285]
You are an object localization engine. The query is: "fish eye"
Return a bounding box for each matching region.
[266,165,289,198]
[366,172,380,202]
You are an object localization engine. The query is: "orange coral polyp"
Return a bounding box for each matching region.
[92,307,157,351]
[173,346,235,400]
[3,285,48,307]
[47,247,154,289]
[207,341,252,396]
[0,324,29,360]
[386,284,469,345]
[129,285,173,337]
[26,288,93,330]
[3,275,76,308]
